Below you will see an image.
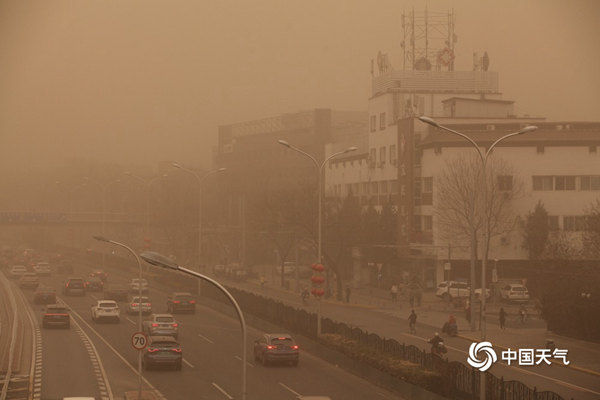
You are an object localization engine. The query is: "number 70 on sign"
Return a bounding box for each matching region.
[131,332,148,350]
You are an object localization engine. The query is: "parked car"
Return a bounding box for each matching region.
[19,272,39,289]
[42,304,70,329]
[500,283,530,302]
[142,336,182,370]
[103,285,129,301]
[254,333,299,366]
[62,277,86,296]
[143,314,179,339]
[33,262,52,276]
[166,292,196,314]
[128,296,152,315]
[34,286,57,304]
[435,281,470,300]
[91,300,120,323]
[84,276,104,291]
[89,270,108,282]
[129,278,149,293]
[8,265,27,279]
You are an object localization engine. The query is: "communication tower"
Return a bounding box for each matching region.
[401,7,457,71]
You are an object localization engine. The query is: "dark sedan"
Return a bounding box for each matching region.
[34,286,57,304]
[85,277,104,291]
[166,292,196,314]
[254,333,299,366]
[42,304,70,329]
[143,336,182,370]
[103,285,129,301]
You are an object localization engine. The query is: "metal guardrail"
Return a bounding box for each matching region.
[0,211,144,225]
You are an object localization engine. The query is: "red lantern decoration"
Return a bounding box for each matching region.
[311,263,325,272]
[310,275,325,284]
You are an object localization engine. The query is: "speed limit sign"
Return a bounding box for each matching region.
[131,332,148,350]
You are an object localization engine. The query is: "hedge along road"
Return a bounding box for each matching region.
[47,251,401,400]
[219,276,600,400]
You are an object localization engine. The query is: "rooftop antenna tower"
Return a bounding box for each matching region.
[401,7,457,71]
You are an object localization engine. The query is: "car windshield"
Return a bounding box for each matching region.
[132,279,147,284]
[271,337,294,345]
[174,295,193,301]
[99,302,116,308]
[133,297,150,303]
[512,287,526,291]
[47,307,67,314]
[156,316,174,323]
[23,273,37,277]
[152,341,178,348]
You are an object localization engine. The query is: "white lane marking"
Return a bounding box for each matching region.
[90,294,99,301]
[182,358,194,368]
[57,296,167,400]
[57,297,114,400]
[407,333,600,395]
[198,333,214,344]
[278,382,302,397]
[234,355,254,367]
[212,382,233,399]
[125,317,136,325]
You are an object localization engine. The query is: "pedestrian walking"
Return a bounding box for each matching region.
[408,309,417,334]
[391,284,398,302]
[499,307,507,330]
[345,286,351,303]
[519,305,527,324]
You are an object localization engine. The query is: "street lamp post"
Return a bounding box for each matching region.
[124,172,168,241]
[85,178,122,268]
[419,116,537,400]
[93,235,144,400]
[140,251,247,400]
[277,140,357,336]
[172,163,226,271]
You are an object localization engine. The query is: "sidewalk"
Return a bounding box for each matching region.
[217,273,600,377]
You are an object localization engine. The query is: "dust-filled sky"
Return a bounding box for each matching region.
[1,0,599,173]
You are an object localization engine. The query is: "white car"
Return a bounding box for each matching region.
[130,278,149,293]
[142,313,179,339]
[436,281,469,300]
[91,300,120,322]
[128,296,152,315]
[9,265,27,279]
[474,288,491,299]
[500,283,530,302]
[33,262,51,276]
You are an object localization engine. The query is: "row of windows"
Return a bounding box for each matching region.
[532,176,600,191]
[549,215,588,231]
[369,112,387,132]
[369,145,397,167]
[413,215,433,232]
[329,180,399,197]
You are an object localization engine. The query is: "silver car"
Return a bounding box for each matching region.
[128,296,152,315]
[143,314,179,339]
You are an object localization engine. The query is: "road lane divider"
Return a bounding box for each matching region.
[211,382,233,399]
[278,382,301,397]
[57,296,167,400]
[234,355,254,367]
[57,297,114,400]
[197,333,214,344]
[182,359,194,368]
[125,317,136,325]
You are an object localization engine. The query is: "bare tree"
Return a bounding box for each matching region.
[435,154,521,329]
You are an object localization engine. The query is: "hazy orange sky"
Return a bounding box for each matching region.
[1,0,599,172]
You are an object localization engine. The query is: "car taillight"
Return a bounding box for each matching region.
[173,300,181,304]
[172,348,182,353]
[144,303,151,306]
[151,323,159,327]
[147,348,159,352]
[172,323,178,327]
[189,300,196,304]
[132,303,139,307]
[266,345,275,350]
[291,345,299,350]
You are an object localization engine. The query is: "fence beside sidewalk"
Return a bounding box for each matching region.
[200,282,569,400]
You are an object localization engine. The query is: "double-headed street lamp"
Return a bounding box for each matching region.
[419,116,537,399]
[172,163,226,270]
[277,140,357,336]
[123,172,169,240]
[140,251,247,400]
[93,235,144,400]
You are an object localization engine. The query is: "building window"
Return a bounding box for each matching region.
[533,176,553,191]
[371,182,379,195]
[390,180,398,194]
[370,115,376,132]
[369,148,376,167]
[380,181,388,194]
[423,215,433,231]
[421,177,433,205]
[564,216,586,231]
[580,176,600,190]
[353,183,360,195]
[390,145,397,165]
[346,184,353,196]
[548,216,559,231]
[413,215,422,232]
[497,175,513,191]
[363,182,370,195]
[379,112,386,130]
[555,176,576,191]
[379,147,386,166]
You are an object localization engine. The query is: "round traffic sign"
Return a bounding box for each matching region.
[131,332,148,350]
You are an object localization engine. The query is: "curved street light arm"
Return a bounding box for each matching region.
[485,128,536,160]
[431,124,485,164]
[321,150,352,171]
[285,144,320,170]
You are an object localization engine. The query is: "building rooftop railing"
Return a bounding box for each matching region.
[372,70,499,96]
